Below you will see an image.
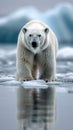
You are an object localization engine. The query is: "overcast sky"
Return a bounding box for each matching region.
[0,0,73,16]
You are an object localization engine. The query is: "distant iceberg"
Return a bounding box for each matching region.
[0,3,73,44]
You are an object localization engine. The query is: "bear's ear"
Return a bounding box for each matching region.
[22,27,27,33]
[44,28,49,33]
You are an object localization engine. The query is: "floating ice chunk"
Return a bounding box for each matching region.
[21,80,48,89]
[0,4,73,43]
[57,47,73,60]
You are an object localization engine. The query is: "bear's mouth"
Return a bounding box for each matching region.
[32,41,37,48]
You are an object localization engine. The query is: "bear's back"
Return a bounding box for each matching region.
[24,20,48,30]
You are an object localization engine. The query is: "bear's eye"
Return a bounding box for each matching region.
[38,34,41,37]
[29,34,32,37]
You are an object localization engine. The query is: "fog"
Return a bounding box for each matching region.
[0,0,73,15]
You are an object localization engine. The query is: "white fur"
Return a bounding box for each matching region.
[16,20,58,82]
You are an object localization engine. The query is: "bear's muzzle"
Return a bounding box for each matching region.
[32,41,38,48]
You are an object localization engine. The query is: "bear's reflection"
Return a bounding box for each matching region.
[17,86,56,130]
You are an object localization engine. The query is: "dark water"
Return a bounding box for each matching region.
[0,86,73,130]
[0,45,73,130]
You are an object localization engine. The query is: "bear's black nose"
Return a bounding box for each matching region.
[32,42,37,48]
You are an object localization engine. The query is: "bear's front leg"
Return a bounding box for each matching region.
[39,63,56,82]
[39,51,56,82]
[16,49,34,81]
[16,61,33,81]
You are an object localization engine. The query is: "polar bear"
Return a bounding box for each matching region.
[16,20,58,82]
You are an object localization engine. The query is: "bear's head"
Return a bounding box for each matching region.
[22,27,49,54]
